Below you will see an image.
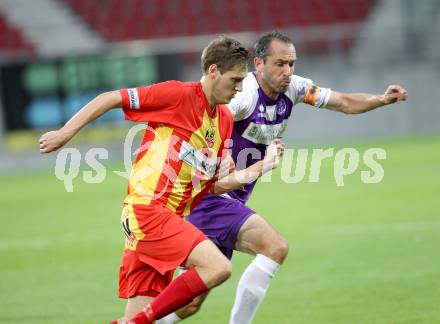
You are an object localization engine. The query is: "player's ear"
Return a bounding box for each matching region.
[254,56,264,72]
[207,64,219,79]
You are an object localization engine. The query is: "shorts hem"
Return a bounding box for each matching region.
[119,290,160,299]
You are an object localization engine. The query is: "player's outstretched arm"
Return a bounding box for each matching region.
[39,91,122,153]
[325,84,408,114]
[210,139,285,195]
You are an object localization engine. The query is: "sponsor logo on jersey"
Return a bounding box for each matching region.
[128,88,140,109]
[179,140,217,178]
[277,98,287,115]
[265,105,277,121]
[242,121,288,145]
[205,126,216,148]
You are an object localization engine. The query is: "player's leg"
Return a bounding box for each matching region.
[156,240,230,323]
[120,296,153,323]
[157,292,209,324]
[235,213,289,263]
[156,203,288,324]
[229,213,289,324]
[111,297,154,324]
[176,291,210,318]
[130,239,231,323]
[127,218,232,323]
[117,247,176,323]
[157,267,210,322]
[158,195,256,323]
[156,267,206,323]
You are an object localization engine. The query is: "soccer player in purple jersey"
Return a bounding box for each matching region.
[156,31,408,324]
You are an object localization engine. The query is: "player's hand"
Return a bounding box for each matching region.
[39,129,72,153]
[382,85,408,104]
[214,153,235,180]
[262,138,285,173]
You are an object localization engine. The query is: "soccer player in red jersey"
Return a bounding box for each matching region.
[39,36,285,324]
[158,31,408,324]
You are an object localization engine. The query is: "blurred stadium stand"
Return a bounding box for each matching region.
[65,0,374,53]
[0,0,439,170]
[0,11,34,56]
[0,0,103,58]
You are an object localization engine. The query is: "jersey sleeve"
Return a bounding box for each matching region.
[120,80,184,122]
[288,75,332,108]
[227,75,258,121]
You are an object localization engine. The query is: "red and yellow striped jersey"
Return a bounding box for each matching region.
[120,81,233,217]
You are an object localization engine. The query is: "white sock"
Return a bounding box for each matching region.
[156,312,182,324]
[229,254,280,324]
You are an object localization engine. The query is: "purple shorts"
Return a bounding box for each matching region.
[186,194,255,259]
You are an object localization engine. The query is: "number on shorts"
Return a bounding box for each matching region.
[122,217,132,239]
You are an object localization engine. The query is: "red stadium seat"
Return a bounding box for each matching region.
[0,12,35,56]
[65,0,376,54]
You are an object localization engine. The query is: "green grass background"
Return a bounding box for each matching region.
[1,136,439,323]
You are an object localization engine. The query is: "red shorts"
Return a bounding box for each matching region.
[118,203,207,298]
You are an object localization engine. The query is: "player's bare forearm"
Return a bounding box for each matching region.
[210,139,285,195]
[328,92,385,114]
[210,160,266,195]
[63,91,121,135]
[326,85,408,114]
[39,91,122,153]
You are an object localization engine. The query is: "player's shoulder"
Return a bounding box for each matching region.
[227,72,260,121]
[181,81,200,89]
[290,75,313,88]
[229,72,259,106]
[159,80,199,101]
[153,80,184,88]
[242,72,260,93]
[147,80,185,95]
[218,104,234,122]
[181,81,208,98]
[217,104,234,139]
[285,75,313,100]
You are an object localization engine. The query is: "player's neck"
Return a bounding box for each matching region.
[201,80,218,110]
[256,74,279,101]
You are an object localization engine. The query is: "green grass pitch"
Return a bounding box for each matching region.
[1,136,439,323]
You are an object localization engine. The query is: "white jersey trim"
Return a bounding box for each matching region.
[227,73,332,121]
[127,88,140,109]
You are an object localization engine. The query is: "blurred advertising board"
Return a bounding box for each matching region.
[0,53,181,151]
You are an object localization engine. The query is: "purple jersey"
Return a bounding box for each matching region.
[226,72,331,203]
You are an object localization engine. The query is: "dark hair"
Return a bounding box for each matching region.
[201,36,249,74]
[254,31,293,61]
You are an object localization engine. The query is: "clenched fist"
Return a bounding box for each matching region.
[262,138,285,172]
[382,85,408,104]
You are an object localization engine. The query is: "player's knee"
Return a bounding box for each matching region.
[263,235,289,264]
[214,259,232,284]
[276,237,289,261]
